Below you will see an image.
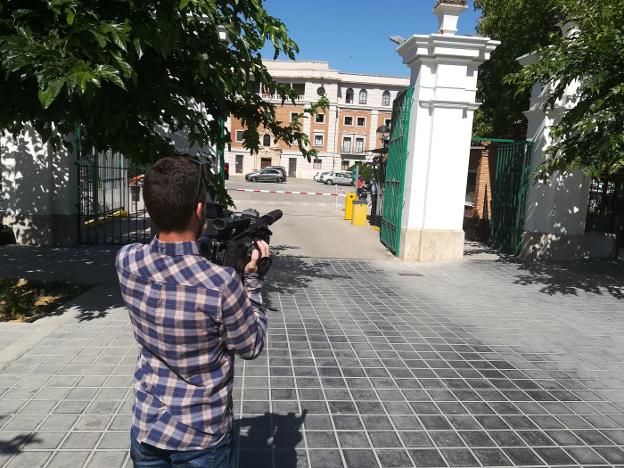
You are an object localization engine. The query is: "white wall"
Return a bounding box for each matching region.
[1,127,78,245]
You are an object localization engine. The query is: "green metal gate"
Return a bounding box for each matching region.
[380,87,413,256]
[77,150,151,245]
[489,141,533,254]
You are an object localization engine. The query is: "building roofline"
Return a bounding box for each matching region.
[338,71,409,80]
[262,59,409,82]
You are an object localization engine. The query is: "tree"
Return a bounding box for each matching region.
[513,0,624,179]
[0,0,327,167]
[473,0,562,139]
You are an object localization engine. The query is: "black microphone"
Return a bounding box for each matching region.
[260,210,283,225]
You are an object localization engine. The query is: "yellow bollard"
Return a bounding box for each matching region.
[344,192,357,220]
[351,200,367,226]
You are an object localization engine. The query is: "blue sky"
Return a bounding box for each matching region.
[260,0,481,77]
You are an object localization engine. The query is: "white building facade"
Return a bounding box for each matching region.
[225,61,409,179]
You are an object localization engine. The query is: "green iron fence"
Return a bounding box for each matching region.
[380,86,413,256]
[77,150,151,245]
[585,178,624,251]
[489,140,533,254]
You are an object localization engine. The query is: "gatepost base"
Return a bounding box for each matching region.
[519,231,617,261]
[399,229,464,262]
[3,214,79,247]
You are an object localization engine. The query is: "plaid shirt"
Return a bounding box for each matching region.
[115,237,266,450]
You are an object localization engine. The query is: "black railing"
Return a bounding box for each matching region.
[78,151,151,245]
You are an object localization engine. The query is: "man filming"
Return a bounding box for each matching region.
[115,156,269,467]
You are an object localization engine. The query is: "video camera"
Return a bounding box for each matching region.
[200,203,282,277]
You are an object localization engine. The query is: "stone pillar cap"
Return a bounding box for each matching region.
[434,0,468,35]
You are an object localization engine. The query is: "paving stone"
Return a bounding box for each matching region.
[47,450,91,467]
[87,450,127,468]
[62,431,102,449]
[4,450,52,467]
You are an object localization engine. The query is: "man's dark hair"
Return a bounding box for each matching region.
[143,157,202,232]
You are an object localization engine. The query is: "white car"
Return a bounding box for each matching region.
[323,172,353,186]
[314,171,331,182]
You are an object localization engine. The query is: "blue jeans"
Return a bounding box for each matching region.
[130,432,232,468]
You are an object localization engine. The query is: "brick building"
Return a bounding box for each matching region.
[225,61,409,179]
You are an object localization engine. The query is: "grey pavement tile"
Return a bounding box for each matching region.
[375,449,413,468]
[98,431,130,449]
[53,400,90,414]
[337,431,370,448]
[4,450,52,467]
[306,431,338,448]
[472,448,513,466]
[1,415,45,431]
[74,415,113,431]
[439,449,480,467]
[86,450,127,468]
[17,400,57,415]
[408,449,447,467]
[38,414,78,432]
[62,431,102,449]
[309,449,343,468]
[46,450,91,467]
[21,431,65,450]
[342,449,380,468]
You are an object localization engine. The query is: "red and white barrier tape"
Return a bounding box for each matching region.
[232,188,347,197]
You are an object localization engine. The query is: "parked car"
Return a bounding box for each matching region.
[265,166,287,177]
[323,172,353,186]
[245,168,287,183]
[314,171,331,182]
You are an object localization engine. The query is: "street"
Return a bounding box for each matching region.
[226,176,392,260]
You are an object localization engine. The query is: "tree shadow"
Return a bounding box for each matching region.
[510,258,624,298]
[234,411,306,468]
[466,240,624,298]
[263,246,347,311]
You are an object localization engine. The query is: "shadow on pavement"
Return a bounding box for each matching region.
[0,433,40,455]
[465,241,624,299]
[0,245,118,284]
[234,411,306,468]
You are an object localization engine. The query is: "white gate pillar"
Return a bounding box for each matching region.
[395,1,499,261]
[1,127,79,246]
[518,23,617,260]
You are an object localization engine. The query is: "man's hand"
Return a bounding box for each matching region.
[244,240,270,274]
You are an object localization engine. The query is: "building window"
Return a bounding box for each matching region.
[316,113,325,123]
[355,137,364,154]
[382,91,391,106]
[359,89,367,105]
[235,130,244,142]
[345,88,354,104]
[357,117,366,127]
[292,83,305,98]
[313,158,322,169]
[263,134,271,147]
[341,160,350,170]
[344,116,353,126]
[314,134,324,148]
[385,119,392,127]
[291,112,299,123]
[342,137,352,153]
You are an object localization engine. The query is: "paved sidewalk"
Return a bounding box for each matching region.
[1,248,624,467]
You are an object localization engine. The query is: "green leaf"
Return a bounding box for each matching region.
[90,30,108,48]
[38,79,65,109]
[66,10,75,25]
[179,0,190,10]
[133,38,143,60]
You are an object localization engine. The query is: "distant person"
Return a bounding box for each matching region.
[115,157,269,468]
[356,175,365,199]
